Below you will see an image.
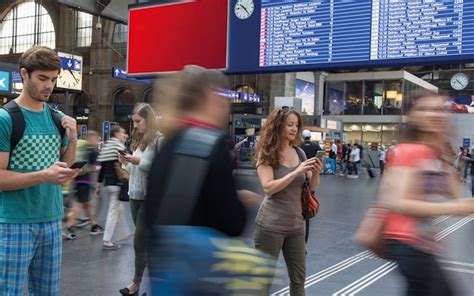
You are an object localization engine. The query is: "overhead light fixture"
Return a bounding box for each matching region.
[396,94,403,101]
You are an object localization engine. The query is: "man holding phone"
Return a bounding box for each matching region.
[0,47,79,295]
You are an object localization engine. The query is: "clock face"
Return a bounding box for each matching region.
[450,73,469,91]
[56,52,83,91]
[234,0,254,20]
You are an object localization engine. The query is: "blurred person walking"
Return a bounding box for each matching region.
[145,66,270,295]
[378,145,387,175]
[379,92,474,296]
[119,103,161,296]
[97,126,128,250]
[0,47,79,295]
[348,143,361,178]
[253,108,322,296]
[62,131,103,240]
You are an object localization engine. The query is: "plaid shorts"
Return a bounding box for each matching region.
[0,220,62,296]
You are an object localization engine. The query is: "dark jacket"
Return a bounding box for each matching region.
[145,128,247,237]
[299,140,321,159]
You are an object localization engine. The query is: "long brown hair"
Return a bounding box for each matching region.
[130,103,160,151]
[254,108,303,168]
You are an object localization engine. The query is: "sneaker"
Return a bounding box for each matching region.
[90,224,104,236]
[103,242,121,250]
[75,218,91,228]
[353,175,359,179]
[62,228,77,240]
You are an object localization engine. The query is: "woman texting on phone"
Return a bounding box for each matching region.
[254,108,322,296]
[118,103,161,296]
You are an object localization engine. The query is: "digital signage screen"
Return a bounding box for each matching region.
[228,0,474,73]
[128,0,474,75]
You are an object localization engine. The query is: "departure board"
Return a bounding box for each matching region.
[227,0,474,74]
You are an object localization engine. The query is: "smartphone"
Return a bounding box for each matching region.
[316,151,325,159]
[118,150,127,155]
[70,161,88,169]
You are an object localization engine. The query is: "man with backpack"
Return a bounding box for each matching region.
[0,46,79,295]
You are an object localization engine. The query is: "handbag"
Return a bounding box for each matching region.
[301,178,320,220]
[114,162,129,201]
[114,162,129,181]
[118,181,129,202]
[353,204,388,258]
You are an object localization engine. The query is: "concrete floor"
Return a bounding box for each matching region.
[60,170,474,296]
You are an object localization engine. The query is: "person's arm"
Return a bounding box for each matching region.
[0,152,78,191]
[138,147,155,173]
[59,115,77,167]
[381,167,474,217]
[308,157,323,190]
[257,158,317,196]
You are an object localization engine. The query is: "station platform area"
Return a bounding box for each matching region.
[61,171,474,296]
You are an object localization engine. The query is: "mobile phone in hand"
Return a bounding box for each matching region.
[118,150,127,155]
[70,161,88,169]
[316,151,325,159]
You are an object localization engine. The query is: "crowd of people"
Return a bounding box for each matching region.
[1,46,474,296]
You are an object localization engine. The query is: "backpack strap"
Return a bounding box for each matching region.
[47,105,66,140]
[155,127,225,225]
[2,100,25,152]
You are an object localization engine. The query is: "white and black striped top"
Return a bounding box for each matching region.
[97,138,125,163]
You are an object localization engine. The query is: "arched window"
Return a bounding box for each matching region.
[143,88,153,103]
[0,1,55,54]
[114,88,134,123]
[73,92,90,123]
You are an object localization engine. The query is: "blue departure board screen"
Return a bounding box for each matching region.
[227,0,474,74]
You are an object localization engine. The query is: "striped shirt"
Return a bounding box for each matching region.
[97,138,124,163]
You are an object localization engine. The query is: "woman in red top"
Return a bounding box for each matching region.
[380,91,474,296]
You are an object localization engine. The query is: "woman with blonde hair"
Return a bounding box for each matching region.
[118,103,161,296]
[254,107,322,295]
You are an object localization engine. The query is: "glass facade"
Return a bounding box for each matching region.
[343,123,399,145]
[325,79,409,115]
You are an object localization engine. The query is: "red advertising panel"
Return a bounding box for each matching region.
[127,0,228,75]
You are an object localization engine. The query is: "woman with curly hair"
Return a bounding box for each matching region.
[254,107,322,296]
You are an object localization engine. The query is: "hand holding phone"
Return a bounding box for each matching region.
[316,151,325,159]
[118,149,127,155]
[70,161,88,169]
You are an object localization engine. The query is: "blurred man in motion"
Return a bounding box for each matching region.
[145,65,273,295]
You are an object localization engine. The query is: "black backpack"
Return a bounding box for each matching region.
[2,100,66,153]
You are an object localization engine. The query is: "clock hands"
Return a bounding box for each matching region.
[238,4,250,15]
[456,79,463,85]
[68,69,79,84]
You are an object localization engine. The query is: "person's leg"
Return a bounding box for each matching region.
[64,201,82,229]
[0,223,34,295]
[471,175,474,197]
[386,240,435,296]
[132,200,148,286]
[254,225,285,259]
[354,161,359,176]
[103,185,122,245]
[281,227,306,296]
[28,221,62,296]
[380,160,385,175]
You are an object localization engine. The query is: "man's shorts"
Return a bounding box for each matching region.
[74,183,92,203]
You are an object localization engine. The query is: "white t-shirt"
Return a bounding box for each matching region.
[331,143,338,154]
[350,147,361,162]
[379,150,386,161]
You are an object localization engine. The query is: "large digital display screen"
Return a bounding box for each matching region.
[127,1,474,75]
[228,0,474,73]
